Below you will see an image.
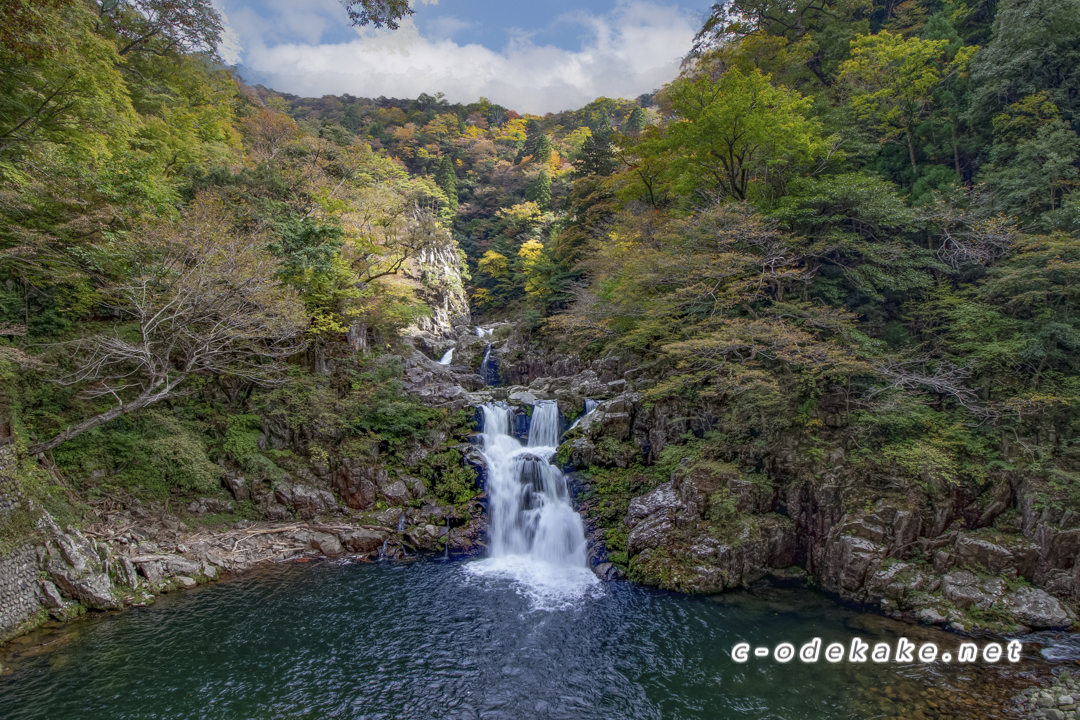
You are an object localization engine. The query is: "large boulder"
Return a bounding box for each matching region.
[47,567,119,610]
[223,473,250,502]
[998,587,1076,629]
[954,535,1016,576]
[310,532,344,556]
[340,529,387,554]
[941,570,1006,610]
[380,480,413,506]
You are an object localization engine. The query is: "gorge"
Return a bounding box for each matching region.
[2,0,1080,716]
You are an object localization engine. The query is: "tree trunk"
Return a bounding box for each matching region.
[27,383,182,456]
[906,130,918,175]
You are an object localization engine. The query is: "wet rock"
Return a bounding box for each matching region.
[594,562,625,581]
[176,576,197,589]
[559,438,595,470]
[917,607,947,625]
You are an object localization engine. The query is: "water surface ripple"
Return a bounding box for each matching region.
[0,560,1036,719]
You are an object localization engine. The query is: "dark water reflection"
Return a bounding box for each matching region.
[0,559,1046,719]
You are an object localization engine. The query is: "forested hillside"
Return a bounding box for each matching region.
[0,0,478,522]
[1,0,1079,619]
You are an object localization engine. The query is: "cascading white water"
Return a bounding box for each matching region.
[527,401,561,448]
[478,344,498,385]
[479,402,586,564]
[568,399,598,430]
[438,347,454,365]
[466,401,598,607]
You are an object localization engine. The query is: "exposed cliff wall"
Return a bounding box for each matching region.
[553,382,1079,633]
[403,241,470,338]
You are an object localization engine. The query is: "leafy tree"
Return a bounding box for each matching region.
[966,0,1080,130]
[342,0,415,30]
[27,193,307,455]
[94,0,223,58]
[660,68,831,201]
[979,98,1079,223]
[838,30,976,174]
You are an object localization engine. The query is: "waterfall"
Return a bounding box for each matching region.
[568,399,598,430]
[527,401,560,447]
[478,344,498,385]
[478,402,586,564]
[438,348,454,365]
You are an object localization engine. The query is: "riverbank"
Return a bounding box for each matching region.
[0,489,487,647]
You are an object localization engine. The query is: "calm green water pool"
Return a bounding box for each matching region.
[0,559,1042,719]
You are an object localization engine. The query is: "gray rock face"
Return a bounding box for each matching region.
[224,473,250,501]
[340,529,387,553]
[136,560,164,587]
[332,459,383,510]
[999,587,1076,629]
[941,570,1006,610]
[310,532,344,556]
[48,565,119,610]
[163,555,202,578]
[954,535,1015,575]
[381,480,412,506]
[625,477,795,593]
[274,484,335,519]
[38,580,65,609]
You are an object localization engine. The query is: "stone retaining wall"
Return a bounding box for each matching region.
[0,444,44,642]
[0,544,42,641]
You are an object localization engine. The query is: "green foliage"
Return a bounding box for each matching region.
[52,409,223,498]
[416,449,477,505]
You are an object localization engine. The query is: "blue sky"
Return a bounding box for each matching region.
[213,0,716,113]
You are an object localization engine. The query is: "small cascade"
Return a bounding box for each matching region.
[478,344,499,385]
[527,401,560,447]
[438,347,454,365]
[476,402,587,566]
[475,327,493,338]
[568,399,598,430]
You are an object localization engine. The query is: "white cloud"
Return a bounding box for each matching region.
[211,0,244,65]
[238,1,695,113]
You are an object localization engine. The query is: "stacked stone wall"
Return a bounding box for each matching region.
[0,443,44,642]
